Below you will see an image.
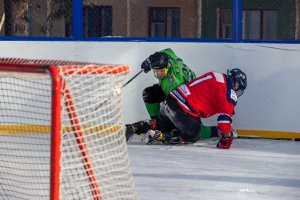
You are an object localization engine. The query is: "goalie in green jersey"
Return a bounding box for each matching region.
[125,48,219,143]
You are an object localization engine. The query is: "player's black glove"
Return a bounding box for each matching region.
[217,132,234,149]
[141,58,151,73]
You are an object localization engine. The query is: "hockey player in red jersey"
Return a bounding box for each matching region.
[146,68,247,149]
[125,49,219,142]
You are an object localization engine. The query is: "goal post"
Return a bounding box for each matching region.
[0,58,137,200]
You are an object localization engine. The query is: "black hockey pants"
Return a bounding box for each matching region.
[158,96,201,143]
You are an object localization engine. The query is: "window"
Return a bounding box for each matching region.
[243,10,277,40]
[149,8,180,38]
[219,8,277,40]
[83,6,112,37]
[219,9,232,39]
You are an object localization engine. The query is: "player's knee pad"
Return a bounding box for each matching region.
[142,87,155,103]
[142,85,166,103]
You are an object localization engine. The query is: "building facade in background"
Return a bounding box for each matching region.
[0,0,300,40]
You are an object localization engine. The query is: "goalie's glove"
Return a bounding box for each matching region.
[217,132,234,149]
[141,58,152,73]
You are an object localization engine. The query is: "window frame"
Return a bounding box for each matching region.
[219,8,278,40]
[149,7,181,38]
[83,5,112,38]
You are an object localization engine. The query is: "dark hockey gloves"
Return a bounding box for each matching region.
[142,129,184,145]
[217,132,234,149]
[141,58,151,73]
[142,130,163,144]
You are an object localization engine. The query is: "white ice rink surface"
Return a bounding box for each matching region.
[127,138,300,200]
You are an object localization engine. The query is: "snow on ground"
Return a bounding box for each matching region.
[127,138,300,200]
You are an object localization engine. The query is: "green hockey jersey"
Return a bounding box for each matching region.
[158,48,196,95]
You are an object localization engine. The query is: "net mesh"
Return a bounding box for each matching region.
[0,58,137,200]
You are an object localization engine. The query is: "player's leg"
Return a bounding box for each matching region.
[199,125,219,139]
[125,120,151,141]
[125,84,166,141]
[142,84,166,119]
[141,105,177,144]
[160,96,201,143]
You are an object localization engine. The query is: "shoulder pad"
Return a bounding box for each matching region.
[213,72,225,83]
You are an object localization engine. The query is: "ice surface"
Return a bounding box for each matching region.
[127,138,300,200]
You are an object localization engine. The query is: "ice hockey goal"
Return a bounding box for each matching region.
[0,58,137,200]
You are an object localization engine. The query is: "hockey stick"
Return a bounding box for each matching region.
[80,69,144,122]
[0,12,5,32]
[122,69,143,88]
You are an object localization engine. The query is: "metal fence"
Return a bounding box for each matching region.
[0,0,299,42]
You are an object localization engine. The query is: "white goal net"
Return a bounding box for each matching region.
[0,58,137,200]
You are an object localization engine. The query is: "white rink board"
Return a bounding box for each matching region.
[0,41,299,133]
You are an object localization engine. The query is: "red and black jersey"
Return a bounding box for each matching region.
[169,71,237,134]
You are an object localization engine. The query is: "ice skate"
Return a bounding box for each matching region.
[125,120,151,141]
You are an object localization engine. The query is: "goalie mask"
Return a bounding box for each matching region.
[150,52,169,79]
[227,68,247,97]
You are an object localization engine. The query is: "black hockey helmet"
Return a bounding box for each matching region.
[227,68,247,97]
[149,52,169,69]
